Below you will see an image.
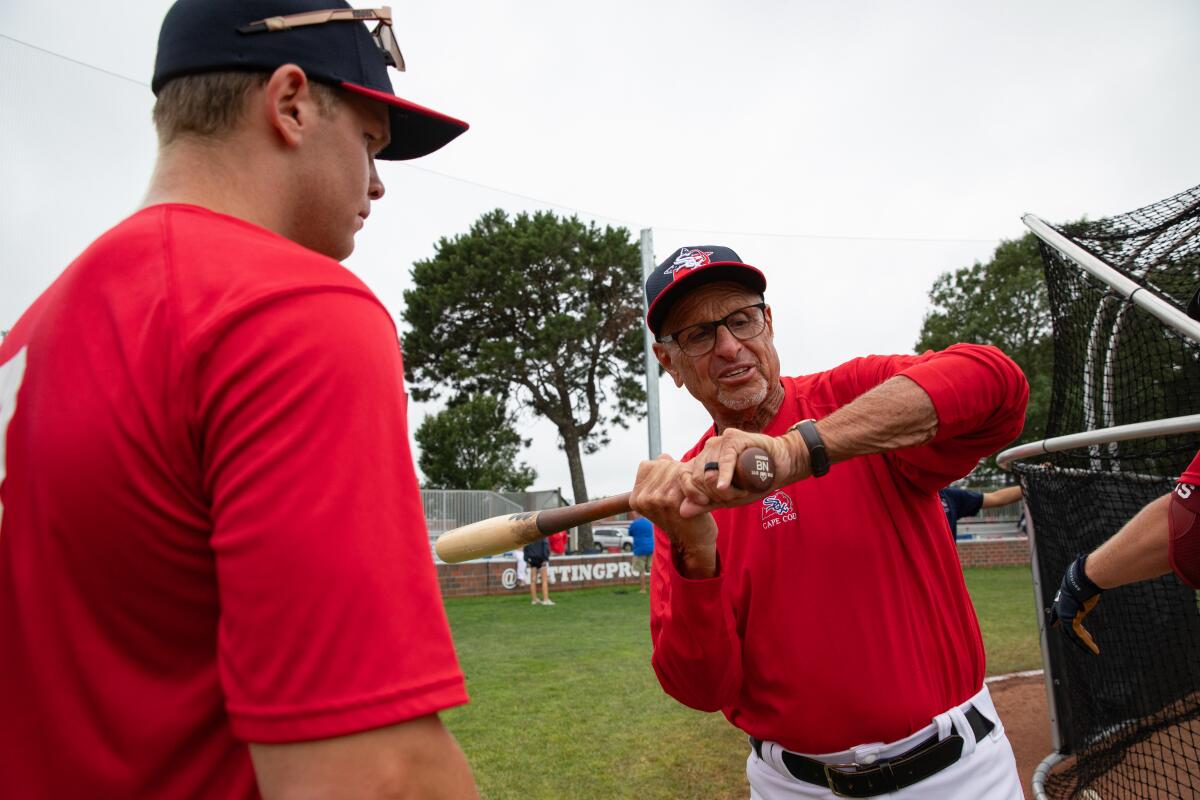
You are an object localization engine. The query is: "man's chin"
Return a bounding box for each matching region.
[295,232,355,261]
[717,384,768,412]
[319,237,356,262]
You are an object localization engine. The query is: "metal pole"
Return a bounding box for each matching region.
[640,228,662,458]
[1024,505,1063,759]
[997,412,1200,470]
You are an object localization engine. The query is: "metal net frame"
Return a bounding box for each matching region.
[1008,184,1200,799]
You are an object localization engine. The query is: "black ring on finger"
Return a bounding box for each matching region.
[703,461,720,471]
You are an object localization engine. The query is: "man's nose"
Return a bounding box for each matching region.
[712,323,743,358]
[368,160,385,201]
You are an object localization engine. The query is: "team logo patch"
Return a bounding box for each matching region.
[761,491,797,530]
[666,247,714,275]
[762,491,793,518]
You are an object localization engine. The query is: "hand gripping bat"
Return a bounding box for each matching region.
[434,447,776,563]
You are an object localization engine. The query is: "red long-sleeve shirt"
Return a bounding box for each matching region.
[650,344,1028,754]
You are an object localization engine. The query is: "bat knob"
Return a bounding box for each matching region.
[736,447,775,492]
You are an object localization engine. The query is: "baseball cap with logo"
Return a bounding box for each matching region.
[645,246,767,336]
[152,0,467,160]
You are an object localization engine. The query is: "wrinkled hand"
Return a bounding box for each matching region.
[1049,554,1103,656]
[678,427,807,518]
[630,455,719,578]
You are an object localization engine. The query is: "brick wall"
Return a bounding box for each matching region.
[956,536,1031,569]
[437,540,1031,598]
[437,553,645,598]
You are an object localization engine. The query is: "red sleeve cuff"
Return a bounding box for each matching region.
[670,558,725,602]
[228,673,469,744]
[898,344,1027,443]
[898,359,971,441]
[664,562,732,660]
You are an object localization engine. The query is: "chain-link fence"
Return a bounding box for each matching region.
[421,490,524,561]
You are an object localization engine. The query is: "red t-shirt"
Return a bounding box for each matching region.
[649,345,1028,754]
[0,205,467,798]
[1169,449,1200,587]
[1178,449,1200,487]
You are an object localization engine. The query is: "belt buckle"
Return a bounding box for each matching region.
[822,763,854,798]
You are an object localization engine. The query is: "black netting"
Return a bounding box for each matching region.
[1014,184,1200,799]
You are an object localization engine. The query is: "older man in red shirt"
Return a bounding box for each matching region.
[630,245,1028,799]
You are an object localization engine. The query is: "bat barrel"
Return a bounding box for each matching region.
[434,513,543,564]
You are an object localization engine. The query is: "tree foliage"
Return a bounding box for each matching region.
[402,210,646,542]
[415,394,536,491]
[915,232,1053,477]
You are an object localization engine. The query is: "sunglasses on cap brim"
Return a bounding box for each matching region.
[239,6,405,71]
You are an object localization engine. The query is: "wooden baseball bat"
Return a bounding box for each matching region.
[434,447,776,563]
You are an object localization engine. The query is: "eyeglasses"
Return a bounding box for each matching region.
[658,303,768,356]
[239,6,406,71]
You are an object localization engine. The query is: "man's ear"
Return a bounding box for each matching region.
[653,342,685,388]
[261,64,319,149]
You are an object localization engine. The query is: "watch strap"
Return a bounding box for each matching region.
[788,418,829,477]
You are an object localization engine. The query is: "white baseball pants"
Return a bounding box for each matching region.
[746,684,1024,799]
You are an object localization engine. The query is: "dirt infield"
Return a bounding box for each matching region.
[989,672,1200,798]
[989,673,1054,794]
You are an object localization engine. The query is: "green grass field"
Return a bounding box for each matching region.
[441,564,1041,800]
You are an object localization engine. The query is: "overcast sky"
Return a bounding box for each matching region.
[3,1,1198,498]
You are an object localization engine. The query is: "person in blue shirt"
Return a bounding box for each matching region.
[628,512,654,594]
[939,485,1023,540]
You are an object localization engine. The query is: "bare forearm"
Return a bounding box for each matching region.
[982,485,1023,508]
[1085,493,1172,590]
[797,376,938,480]
[251,715,479,800]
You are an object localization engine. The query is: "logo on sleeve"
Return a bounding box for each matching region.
[1177,482,1195,501]
[666,248,714,275]
[761,491,797,529]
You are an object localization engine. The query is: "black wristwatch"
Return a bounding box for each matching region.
[787,418,829,477]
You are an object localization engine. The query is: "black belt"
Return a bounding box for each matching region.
[749,705,994,798]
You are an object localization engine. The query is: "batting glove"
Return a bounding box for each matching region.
[1049,554,1103,655]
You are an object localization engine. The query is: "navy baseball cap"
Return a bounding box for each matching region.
[152,0,467,160]
[645,246,767,336]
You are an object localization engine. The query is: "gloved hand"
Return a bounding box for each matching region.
[1049,554,1103,655]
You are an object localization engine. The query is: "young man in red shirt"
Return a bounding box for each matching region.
[0,1,477,796]
[630,246,1029,799]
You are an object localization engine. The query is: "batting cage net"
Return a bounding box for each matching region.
[1012,184,1200,799]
